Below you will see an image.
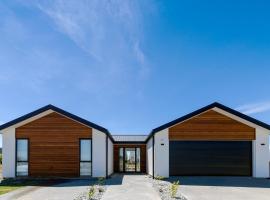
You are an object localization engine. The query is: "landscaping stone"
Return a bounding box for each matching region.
[73,181,107,200]
[149,177,187,200]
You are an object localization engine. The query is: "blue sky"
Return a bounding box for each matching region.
[1,0,270,143]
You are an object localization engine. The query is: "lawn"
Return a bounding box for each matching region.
[0,178,65,196]
[0,185,22,195]
[0,162,60,196]
[0,178,26,195]
[0,158,31,195]
[0,178,41,195]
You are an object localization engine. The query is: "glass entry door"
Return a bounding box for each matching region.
[119,147,141,172]
[125,148,136,172]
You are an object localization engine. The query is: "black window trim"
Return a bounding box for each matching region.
[119,147,141,173]
[79,138,92,176]
[15,138,29,177]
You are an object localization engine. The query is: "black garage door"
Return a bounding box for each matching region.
[169,141,252,176]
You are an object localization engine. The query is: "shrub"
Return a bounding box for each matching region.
[98,186,105,193]
[97,177,105,185]
[170,180,179,198]
[88,186,95,200]
[155,175,165,181]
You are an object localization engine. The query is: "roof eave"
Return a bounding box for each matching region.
[145,102,270,142]
[0,104,114,141]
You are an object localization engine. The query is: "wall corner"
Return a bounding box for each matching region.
[253,128,269,178]
[2,127,16,178]
[154,129,169,178]
[92,129,107,178]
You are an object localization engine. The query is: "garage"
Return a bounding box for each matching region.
[169,141,252,176]
[167,108,256,176]
[146,102,270,178]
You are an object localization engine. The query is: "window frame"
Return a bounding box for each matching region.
[79,138,92,176]
[136,147,140,172]
[119,147,141,173]
[15,138,29,177]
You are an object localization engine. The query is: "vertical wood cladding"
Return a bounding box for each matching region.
[16,112,92,177]
[114,144,146,173]
[169,110,255,141]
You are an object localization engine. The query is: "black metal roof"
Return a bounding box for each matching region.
[146,102,270,142]
[0,104,114,141]
[1,102,270,144]
[112,135,148,143]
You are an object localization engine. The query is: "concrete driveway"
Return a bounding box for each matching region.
[102,174,161,200]
[0,179,93,200]
[169,177,270,200]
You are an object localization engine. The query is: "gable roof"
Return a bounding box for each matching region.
[0,104,114,141]
[146,102,270,142]
[1,102,270,144]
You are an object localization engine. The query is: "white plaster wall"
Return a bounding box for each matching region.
[253,128,270,178]
[2,128,16,178]
[154,129,169,177]
[108,138,114,176]
[92,129,106,177]
[146,137,153,176]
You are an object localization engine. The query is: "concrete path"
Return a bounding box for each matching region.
[102,174,161,200]
[170,177,270,200]
[0,179,92,200]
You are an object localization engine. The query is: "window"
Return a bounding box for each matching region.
[80,139,92,176]
[119,148,124,172]
[16,139,28,176]
[136,148,140,172]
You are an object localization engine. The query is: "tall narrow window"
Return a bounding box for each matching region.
[136,148,140,172]
[119,148,124,172]
[16,139,28,176]
[80,139,92,176]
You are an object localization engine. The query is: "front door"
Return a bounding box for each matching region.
[119,147,141,172]
[125,148,136,172]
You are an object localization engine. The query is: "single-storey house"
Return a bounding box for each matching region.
[0,102,269,178]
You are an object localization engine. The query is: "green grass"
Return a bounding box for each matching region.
[0,178,53,196]
[0,185,22,195]
[0,179,30,195]
[0,179,39,195]
[0,162,63,196]
[0,162,48,196]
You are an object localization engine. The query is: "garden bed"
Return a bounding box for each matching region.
[74,178,107,200]
[149,176,187,200]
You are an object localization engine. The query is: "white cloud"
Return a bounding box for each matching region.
[236,101,270,115]
[33,0,149,72]
[25,0,153,96]
[0,0,155,100]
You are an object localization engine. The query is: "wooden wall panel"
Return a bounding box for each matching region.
[169,110,255,141]
[16,112,92,177]
[114,144,146,173]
